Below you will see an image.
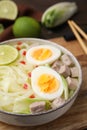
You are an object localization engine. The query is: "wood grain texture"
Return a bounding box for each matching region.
[0,38,87,130]
[50,37,85,56]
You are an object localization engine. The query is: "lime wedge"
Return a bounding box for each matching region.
[0,45,18,65]
[0,24,4,34]
[0,0,18,20]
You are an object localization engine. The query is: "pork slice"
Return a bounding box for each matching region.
[61,54,73,66]
[70,66,79,77]
[52,60,63,72]
[66,76,78,90]
[52,98,65,109]
[29,101,46,114]
[58,65,70,77]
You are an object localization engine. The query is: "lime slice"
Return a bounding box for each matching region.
[0,45,18,65]
[0,0,18,20]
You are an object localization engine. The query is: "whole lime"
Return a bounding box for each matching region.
[12,16,41,38]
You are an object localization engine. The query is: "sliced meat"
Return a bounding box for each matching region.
[52,97,65,109]
[29,101,46,114]
[58,65,70,77]
[66,76,78,90]
[70,66,79,77]
[52,60,63,72]
[61,54,73,66]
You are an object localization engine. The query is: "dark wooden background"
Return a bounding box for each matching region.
[14,0,87,23]
[13,0,87,39]
[14,0,87,14]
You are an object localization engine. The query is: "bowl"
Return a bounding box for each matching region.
[0,38,82,126]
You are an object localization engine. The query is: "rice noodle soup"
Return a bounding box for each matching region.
[0,39,80,114]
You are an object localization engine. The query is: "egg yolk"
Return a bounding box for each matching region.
[32,48,52,61]
[38,74,60,93]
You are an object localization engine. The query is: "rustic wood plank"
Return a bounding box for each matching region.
[50,37,85,56]
[0,38,87,130]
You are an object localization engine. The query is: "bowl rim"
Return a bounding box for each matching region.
[0,38,82,116]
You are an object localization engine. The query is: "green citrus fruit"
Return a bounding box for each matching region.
[0,0,18,20]
[12,16,41,38]
[0,24,4,34]
[0,45,18,65]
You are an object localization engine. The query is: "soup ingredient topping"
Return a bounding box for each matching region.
[13,97,51,114]
[29,101,46,114]
[61,76,69,100]
[26,45,61,65]
[58,65,71,78]
[70,66,79,77]
[0,45,18,65]
[29,94,35,98]
[31,66,64,100]
[61,54,73,66]
[51,97,65,109]
[66,77,78,90]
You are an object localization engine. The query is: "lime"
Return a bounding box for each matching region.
[0,45,18,65]
[0,0,18,20]
[0,24,4,34]
[12,16,41,38]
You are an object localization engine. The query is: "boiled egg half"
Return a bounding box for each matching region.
[26,45,61,65]
[31,66,64,100]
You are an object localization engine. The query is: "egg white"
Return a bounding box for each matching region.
[31,66,64,100]
[26,45,61,65]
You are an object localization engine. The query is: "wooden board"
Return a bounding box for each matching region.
[0,37,87,130]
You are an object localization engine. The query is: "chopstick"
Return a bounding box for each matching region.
[71,20,87,40]
[68,20,87,54]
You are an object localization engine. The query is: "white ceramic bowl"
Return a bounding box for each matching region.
[0,38,82,126]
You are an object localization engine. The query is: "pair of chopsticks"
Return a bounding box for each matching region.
[68,20,87,54]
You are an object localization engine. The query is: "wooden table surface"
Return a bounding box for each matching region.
[0,37,87,130]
